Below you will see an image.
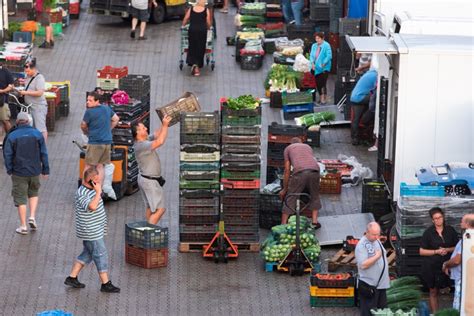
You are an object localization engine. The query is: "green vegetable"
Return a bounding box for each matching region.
[295,111,336,127]
[434,308,460,316]
[389,276,420,288]
[226,95,259,110]
[386,277,422,311]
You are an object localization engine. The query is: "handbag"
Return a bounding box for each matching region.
[357,240,386,299]
[18,74,38,104]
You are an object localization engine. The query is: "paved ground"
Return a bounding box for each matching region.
[0,4,383,315]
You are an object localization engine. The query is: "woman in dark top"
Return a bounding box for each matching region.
[182,0,211,77]
[419,207,458,314]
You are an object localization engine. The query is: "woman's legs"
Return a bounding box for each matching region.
[429,287,439,313]
[315,72,329,103]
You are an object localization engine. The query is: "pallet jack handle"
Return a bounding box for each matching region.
[283,193,310,249]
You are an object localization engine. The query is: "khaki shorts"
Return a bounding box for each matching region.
[0,103,10,121]
[282,169,322,215]
[11,174,41,206]
[85,144,111,165]
[32,103,48,133]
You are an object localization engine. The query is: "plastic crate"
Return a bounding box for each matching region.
[12,31,32,43]
[36,22,63,36]
[125,221,169,249]
[320,172,342,194]
[222,125,261,136]
[97,65,128,79]
[362,179,391,221]
[180,111,220,134]
[310,286,355,297]
[46,99,56,131]
[240,54,264,70]
[259,193,282,229]
[310,4,330,21]
[338,18,361,35]
[222,115,261,126]
[180,171,219,181]
[283,103,314,113]
[400,182,445,197]
[180,189,219,199]
[299,72,316,89]
[181,144,219,153]
[181,133,220,144]
[267,158,285,167]
[310,272,355,288]
[180,162,220,172]
[267,142,288,160]
[221,153,261,163]
[222,134,261,144]
[268,133,307,144]
[270,91,282,108]
[319,159,353,177]
[179,151,220,162]
[221,170,260,180]
[310,296,354,308]
[268,122,306,136]
[119,74,151,98]
[222,144,261,155]
[179,224,217,242]
[221,101,262,117]
[180,199,219,215]
[306,129,320,147]
[222,179,260,189]
[97,78,121,91]
[125,244,168,269]
[157,92,201,127]
[281,90,314,106]
[179,214,219,225]
[179,180,220,189]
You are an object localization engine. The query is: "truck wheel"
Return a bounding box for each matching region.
[151,2,166,24]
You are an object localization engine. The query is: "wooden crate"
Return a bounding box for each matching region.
[328,248,396,272]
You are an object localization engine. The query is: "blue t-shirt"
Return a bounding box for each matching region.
[83,105,115,144]
[350,69,377,103]
[449,240,462,281]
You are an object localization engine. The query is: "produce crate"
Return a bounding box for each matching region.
[224,206,259,217]
[223,214,259,226]
[179,214,219,225]
[221,170,260,180]
[283,103,314,113]
[226,225,260,242]
[49,10,63,23]
[221,162,261,172]
[125,221,169,249]
[268,122,306,136]
[12,31,32,43]
[310,286,355,297]
[222,125,261,136]
[125,244,168,269]
[259,193,282,229]
[240,54,264,70]
[97,65,128,79]
[267,142,288,160]
[97,78,121,91]
[281,90,314,106]
[179,151,220,162]
[222,144,261,155]
[221,101,262,117]
[222,179,260,189]
[222,115,261,126]
[287,23,316,52]
[157,92,201,127]
[46,99,56,131]
[179,180,220,189]
[180,189,219,199]
[361,179,391,221]
[179,171,219,181]
[119,74,151,98]
[299,72,317,89]
[399,182,445,197]
[179,224,217,242]
[306,129,320,147]
[319,172,342,194]
[318,159,353,177]
[180,201,219,215]
[113,128,134,146]
[181,133,220,144]
[222,134,261,144]
[310,272,355,288]
[221,153,260,163]
[264,40,277,54]
[36,22,63,36]
[180,111,220,134]
[222,192,259,207]
[270,91,282,108]
[181,144,219,153]
[180,162,220,172]
[309,296,354,308]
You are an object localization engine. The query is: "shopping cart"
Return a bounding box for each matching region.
[179,25,215,71]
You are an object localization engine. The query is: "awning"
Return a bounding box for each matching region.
[345,35,403,54]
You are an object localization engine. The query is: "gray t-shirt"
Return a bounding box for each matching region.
[134,139,162,177]
[355,236,390,289]
[24,73,47,106]
[131,0,148,10]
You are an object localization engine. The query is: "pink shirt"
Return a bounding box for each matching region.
[283,143,319,173]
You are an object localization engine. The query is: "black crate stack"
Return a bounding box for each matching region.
[395,235,423,278]
[179,112,221,244]
[266,123,307,184]
[329,0,343,33]
[361,179,391,221]
[259,193,282,229]
[220,101,262,244]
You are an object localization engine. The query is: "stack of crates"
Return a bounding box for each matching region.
[125,221,168,269]
[281,90,314,121]
[259,192,282,229]
[221,99,262,243]
[179,112,221,243]
[119,74,151,113]
[309,272,355,308]
[266,123,307,184]
[361,179,391,221]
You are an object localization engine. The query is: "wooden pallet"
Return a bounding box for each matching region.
[179,242,260,253]
[328,248,396,272]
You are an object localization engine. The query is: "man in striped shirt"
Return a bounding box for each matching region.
[64,166,120,293]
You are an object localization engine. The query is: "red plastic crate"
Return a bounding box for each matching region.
[268,133,307,144]
[300,72,316,89]
[221,179,260,189]
[125,244,168,269]
[319,160,353,177]
[97,65,129,79]
[47,87,61,105]
[266,11,283,17]
[319,172,342,194]
[256,22,284,30]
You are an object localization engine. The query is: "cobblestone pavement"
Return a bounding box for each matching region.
[0,4,381,315]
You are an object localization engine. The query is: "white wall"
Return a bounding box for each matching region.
[393,52,474,198]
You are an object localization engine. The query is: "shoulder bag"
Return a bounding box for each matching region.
[357,240,386,298]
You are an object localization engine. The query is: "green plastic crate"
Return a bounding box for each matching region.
[221,169,260,180]
[36,22,63,37]
[222,115,262,126]
[309,296,354,308]
[179,180,220,189]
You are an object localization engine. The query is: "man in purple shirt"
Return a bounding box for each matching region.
[279,137,322,228]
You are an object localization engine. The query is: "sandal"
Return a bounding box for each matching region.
[220,8,228,13]
[191,65,197,75]
[313,222,322,230]
[194,69,201,76]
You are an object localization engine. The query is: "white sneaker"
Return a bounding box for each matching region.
[28,218,37,230]
[16,227,28,235]
[368,146,378,152]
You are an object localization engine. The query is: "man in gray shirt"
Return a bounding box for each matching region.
[355,222,390,316]
[132,115,171,224]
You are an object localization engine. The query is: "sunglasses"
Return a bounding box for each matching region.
[24,65,31,69]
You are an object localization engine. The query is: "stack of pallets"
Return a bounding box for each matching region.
[125,221,168,269]
[179,112,221,247]
[220,100,262,245]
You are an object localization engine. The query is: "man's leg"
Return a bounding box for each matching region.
[2,120,11,133]
[139,21,147,37]
[131,17,138,32]
[359,293,375,316]
[351,103,368,144]
[18,205,27,228]
[69,261,85,277]
[96,163,105,187]
[149,208,165,225]
[46,25,52,44]
[28,196,39,220]
[281,213,290,224]
[311,209,319,224]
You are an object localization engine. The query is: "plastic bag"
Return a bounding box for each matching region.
[102,163,117,200]
[262,179,281,194]
[292,54,311,72]
[337,154,373,187]
[111,90,129,105]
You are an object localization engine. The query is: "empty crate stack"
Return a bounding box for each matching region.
[266,122,307,185]
[361,179,391,221]
[309,273,355,308]
[221,100,262,244]
[179,112,221,244]
[125,221,169,269]
[44,81,70,131]
[282,90,314,121]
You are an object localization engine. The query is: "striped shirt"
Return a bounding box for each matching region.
[75,185,108,241]
[284,143,319,174]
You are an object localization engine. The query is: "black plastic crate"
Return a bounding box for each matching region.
[338,18,361,35]
[287,23,316,53]
[259,193,282,228]
[266,166,283,185]
[362,179,391,221]
[268,122,306,136]
[221,162,261,172]
[180,144,220,153]
[179,215,219,225]
[221,104,262,117]
[267,142,288,160]
[270,91,283,108]
[119,74,151,99]
[113,128,134,146]
[111,99,143,113]
[222,125,261,136]
[221,153,261,163]
[222,194,260,207]
[125,221,169,249]
[179,224,217,242]
[283,110,312,121]
[310,4,330,21]
[306,129,320,147]
[240,54,264,70]
[224,214,259,225]
[180,133,220,144]
[310,273,355,288]
[59,102,70,117]
[180,189,219,198]
[222,144,261,155]
[260,211,281,229]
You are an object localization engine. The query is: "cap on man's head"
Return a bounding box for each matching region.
[16,112,30,124]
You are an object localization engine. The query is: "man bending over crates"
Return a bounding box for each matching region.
[81,92,120,187]
[132,115,172,225]
[279,137,322,229]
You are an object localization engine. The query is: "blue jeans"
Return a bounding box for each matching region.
[77,238,109,273]
[291,0,304,26]
[282,0,294,23]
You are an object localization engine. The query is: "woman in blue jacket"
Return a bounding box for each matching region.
[309,32,332,104]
